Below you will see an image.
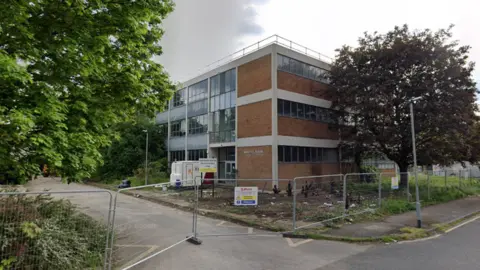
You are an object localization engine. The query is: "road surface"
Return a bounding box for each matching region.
[319,218,480,270]
[26,178,370,270]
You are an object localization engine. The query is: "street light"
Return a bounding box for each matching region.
[143,129,148,186]
[409,96,422,228]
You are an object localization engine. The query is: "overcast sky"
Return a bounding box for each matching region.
[157,0,480,86]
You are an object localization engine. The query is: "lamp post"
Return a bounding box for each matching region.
[143,129,148,186]
[409,96,422,228]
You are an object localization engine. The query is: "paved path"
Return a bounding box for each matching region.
[26,178,370,270]
[319,217,480,270]
[329,196,480,238]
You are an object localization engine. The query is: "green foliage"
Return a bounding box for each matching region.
[360,165,379,174]
[0,0,175,183]
[96,116,168,181]
[329,25,479,187]
[0,194,107,269]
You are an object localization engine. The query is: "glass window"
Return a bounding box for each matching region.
[278,99,284,115]
[277,54,330,83]
[323,148,338,163]
[173,88,186,107]
[306,105,316,121]
[278,146,284,162]
[312,147,317,162]
[299,147,305,162]
[297,103,305,119]
[290,102,297,118]
[305,147,311,162]
[291,147,298,162]
[317,148,323,162]
[284,146,291,162]
[284,100,290,116]
[171,120,186,137]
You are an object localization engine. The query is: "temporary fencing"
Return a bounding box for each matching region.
[0,190,113,270]
[108,180,199,270]
[194,179,293,238]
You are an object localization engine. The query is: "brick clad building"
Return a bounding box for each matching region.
[156,36,346,188]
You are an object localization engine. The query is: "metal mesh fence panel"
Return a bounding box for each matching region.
[0,190,112,270]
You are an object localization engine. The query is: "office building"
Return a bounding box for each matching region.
[156,36,347,187]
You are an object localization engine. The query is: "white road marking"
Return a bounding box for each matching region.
[117,245,159,269]
[216,221,226,226]
[445,215,480,233]
[285,237,313,247]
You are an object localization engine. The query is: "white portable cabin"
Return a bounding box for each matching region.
[170,161,202,187]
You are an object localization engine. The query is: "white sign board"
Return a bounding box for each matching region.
[234,187,258,206]
[199,158,217,173]
[391,177,399,190]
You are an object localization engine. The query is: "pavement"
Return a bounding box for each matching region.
[25,178,371,270]
[327,196,480,238]
[318,217,480,270]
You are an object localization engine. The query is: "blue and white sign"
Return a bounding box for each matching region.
[234,187,258,206]
[391,177,399,190]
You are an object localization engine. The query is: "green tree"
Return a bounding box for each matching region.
[96,116,167,181]
[0,0,174,183]
[329,25,478,187]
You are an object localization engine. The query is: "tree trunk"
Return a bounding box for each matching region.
[399,164,409,188]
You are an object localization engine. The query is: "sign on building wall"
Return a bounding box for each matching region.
[234,187,258,206]
[199,158,217,173]
[243,149,264,156]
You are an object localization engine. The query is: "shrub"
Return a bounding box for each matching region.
[0,194,107,269]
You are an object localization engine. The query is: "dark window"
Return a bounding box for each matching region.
[305,147,311,162]
[284,146,292,162]
[278,146,284,162]
[291,147,298,162]
[290,102,297,118]
[297,103,305,119]
[311,148,317,162]
[298,147,305,162]
[284,100,291,116]
[278,99,284,115]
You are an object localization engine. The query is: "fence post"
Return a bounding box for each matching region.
[459,170,461,189]
[343,174,347,218]
[427,172,430,200]
[378,173,382,207]
[444,170,446,188]
[292,178,297,232]
[406,172,410,202]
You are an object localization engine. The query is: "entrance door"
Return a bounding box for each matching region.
[225,161,236,179]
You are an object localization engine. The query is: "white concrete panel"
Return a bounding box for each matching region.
[236,89,272,106]
[277,89,332,108]
[236,136,273,147]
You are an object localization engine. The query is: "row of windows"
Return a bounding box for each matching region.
[277,54,329,84]
[173,88,186,107]
[188,114,208,135]
[170,150,208,162]
[171,120,186,137]
[189,80,208,103]
[210,90,236,112]
[188,149,208,161]
[211,69,236,97]
[170,150,185,162]
[278,99,337,124]
[212,108,235,133]
[278,146,338,163]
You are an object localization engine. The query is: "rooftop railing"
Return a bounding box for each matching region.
[186,35,333,82]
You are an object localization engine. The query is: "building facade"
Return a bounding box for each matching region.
[156,37,345,187]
